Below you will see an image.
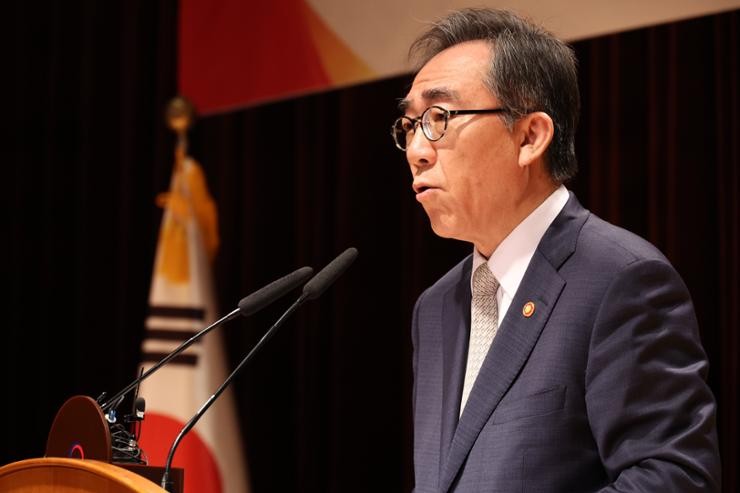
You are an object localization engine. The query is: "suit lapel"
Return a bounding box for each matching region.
[439,260,472,480]
[438,194,589,492]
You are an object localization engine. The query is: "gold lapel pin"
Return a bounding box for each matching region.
[522,301,535,318]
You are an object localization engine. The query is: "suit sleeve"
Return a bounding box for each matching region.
[584,259,721,492]
[410,289,427,438]
[410,289,429,493]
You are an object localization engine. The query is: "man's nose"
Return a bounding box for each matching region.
[406,129,436,173]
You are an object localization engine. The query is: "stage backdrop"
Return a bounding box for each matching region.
[178,0,740,113]
[6,2,738,493]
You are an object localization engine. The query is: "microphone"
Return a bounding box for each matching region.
[100,266,314,413]
[160,248,358,492]
[301,247,359,301]
[238,265,314,315]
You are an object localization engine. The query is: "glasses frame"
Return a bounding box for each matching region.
[391,105,508,151]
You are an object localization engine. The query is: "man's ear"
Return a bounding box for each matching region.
[517,112,554,168]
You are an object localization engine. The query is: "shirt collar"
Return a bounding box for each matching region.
[472,185,570,298]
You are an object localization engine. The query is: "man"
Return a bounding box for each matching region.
[394,9,721,492]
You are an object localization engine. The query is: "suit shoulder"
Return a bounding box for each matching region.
[576,214,671,271]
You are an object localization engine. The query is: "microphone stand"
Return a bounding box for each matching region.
[161,293,309,491]
[159,249,357,491]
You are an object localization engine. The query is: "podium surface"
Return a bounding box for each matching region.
[0,457,167,493]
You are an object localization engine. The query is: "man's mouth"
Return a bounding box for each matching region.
[413,182,435,194]
[413,183,438,201]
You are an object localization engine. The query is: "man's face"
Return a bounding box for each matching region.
[402,41,526,251]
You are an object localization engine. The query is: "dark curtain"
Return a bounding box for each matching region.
[6,3,738,493]
[6,0,178,468]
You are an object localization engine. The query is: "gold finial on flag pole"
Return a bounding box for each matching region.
[157,96,219,268]
[165,96,195,158]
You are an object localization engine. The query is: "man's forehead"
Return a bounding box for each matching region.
[398,41,492,113]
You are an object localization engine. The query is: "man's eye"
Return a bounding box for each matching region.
[428,110,447,122]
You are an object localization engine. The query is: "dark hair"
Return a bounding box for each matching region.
[409,8,580,182]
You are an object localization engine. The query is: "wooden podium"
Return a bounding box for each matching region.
[0,457,167,493]
[0,395,182,493]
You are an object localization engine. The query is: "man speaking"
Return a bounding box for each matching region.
[394,8,721,492]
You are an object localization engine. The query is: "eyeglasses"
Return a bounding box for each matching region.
[391,105,508,151]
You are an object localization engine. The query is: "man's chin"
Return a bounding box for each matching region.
[428,215,462,241]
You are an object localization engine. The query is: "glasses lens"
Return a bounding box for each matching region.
[392,117,415,151]
[421,106,448,141]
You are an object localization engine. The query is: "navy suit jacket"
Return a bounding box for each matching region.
[411,194,720,492]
